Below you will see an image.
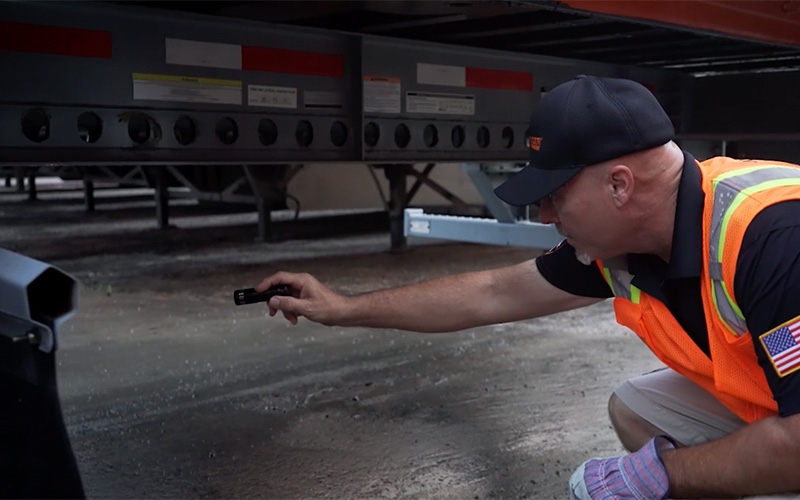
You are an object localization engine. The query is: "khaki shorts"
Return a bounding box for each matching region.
[615,367,799,500]
[614,367,746,446]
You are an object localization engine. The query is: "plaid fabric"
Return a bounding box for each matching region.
[570,437,670,500]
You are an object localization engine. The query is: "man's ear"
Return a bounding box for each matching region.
[608,165,633,207]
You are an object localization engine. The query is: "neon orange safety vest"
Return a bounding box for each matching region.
[598,157,800,423]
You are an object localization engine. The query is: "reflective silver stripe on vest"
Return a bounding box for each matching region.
[709,165,800,335]
[603,267,636,302]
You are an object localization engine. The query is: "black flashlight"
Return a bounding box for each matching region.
[233,285,292,306]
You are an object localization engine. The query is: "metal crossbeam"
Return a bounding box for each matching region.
[403,208,562,249]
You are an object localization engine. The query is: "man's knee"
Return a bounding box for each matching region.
[608,392,669,452]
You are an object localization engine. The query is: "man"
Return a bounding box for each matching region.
[255,75,800,499]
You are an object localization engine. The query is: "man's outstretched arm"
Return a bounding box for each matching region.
[257,257,602,332]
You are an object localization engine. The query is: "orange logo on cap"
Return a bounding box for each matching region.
[527,136,542,151]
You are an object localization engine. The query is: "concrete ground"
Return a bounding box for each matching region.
[1,181,663,499]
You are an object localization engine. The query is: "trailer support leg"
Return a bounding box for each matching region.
[384,165,408,253]
[256,196,273,243]
[153,167,169,230]
[15,167,25,193]
[26,169,37,202]
[83,178,95,212]
[243,165,295,243]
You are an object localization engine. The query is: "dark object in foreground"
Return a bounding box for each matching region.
[0,344,85,499]
[233,285,292,306]
[0,247,85,499]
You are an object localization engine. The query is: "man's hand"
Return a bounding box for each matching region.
[569,436,673,500]
[255,272,348,326]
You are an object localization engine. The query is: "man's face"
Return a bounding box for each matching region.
[537,166,620,264]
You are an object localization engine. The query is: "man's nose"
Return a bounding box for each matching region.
[538,197,559,224]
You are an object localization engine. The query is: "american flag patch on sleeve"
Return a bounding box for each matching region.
[759,316,800,378]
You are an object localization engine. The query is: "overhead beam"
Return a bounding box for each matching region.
[435,17,605,42]
[511,28,661,49]
[637,48,799,67]
[567,35,711,56]
[663,55,800,73]
[359,14,468,33]
[370,7,563,39]
[609,44,785,65]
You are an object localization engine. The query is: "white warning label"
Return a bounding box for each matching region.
[363,76,401,114]
[406,91,474,116]
[248,85,297,109]
[416,63,466,87]
[165,38,242,70]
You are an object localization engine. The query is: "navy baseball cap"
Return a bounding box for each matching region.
[494,75,675,206]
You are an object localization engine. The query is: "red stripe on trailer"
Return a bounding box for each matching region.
[0,21,112,59]
[241,46,344,77]
[465,67,532,91]
[564,0,800,49]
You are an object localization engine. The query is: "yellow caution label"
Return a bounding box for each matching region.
[132,72,242,105]
[132,73,241,87]
[364,76,401,83]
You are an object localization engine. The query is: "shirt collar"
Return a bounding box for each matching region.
[627,151,703,282]
[667,151,703,279]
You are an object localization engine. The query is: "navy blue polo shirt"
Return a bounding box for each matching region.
[537,152,800,417]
